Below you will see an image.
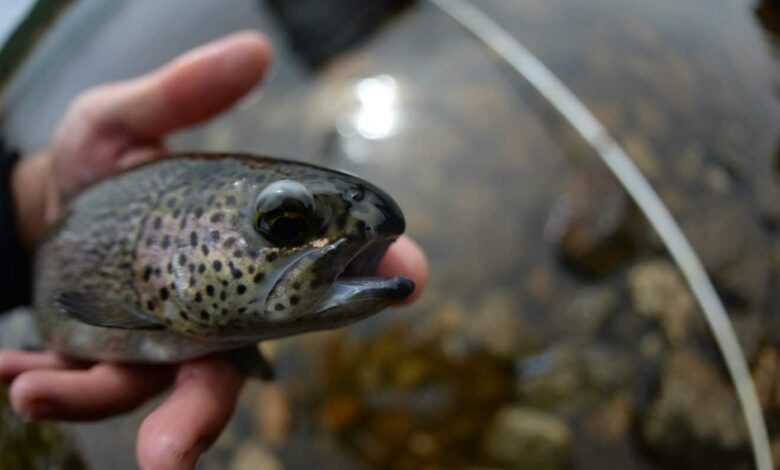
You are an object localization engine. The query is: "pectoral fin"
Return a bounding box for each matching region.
[55,292,166,330]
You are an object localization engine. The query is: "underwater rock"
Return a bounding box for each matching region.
[628,259,696,344]
[517,343,632,410]
[752,346,780,417]
[466,291,540,359]
[483,405,571,470]
[640,350,749,468]
[555,285,618,338]
[253,383,292,445]
[545,165,638,277]
[584,395,634,445]
[230,442,284,470]
[682,199,770,308]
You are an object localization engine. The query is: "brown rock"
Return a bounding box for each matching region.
[545,165,638,277]
[640,350,749,468]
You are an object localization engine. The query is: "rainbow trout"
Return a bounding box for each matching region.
[33,154,412,372]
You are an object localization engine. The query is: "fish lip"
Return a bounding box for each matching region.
[262,236,409,317]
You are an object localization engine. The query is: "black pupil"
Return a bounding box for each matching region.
[270,215,307,243]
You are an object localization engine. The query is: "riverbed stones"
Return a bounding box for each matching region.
[483,405,571,470]
[628,259,696,344]
[545,165,638,276]
[640,350,749,467]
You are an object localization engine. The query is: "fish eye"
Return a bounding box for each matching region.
[348,187,364,202]
[255,180,316,246]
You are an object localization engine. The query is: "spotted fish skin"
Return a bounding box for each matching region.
[34,154,411,363]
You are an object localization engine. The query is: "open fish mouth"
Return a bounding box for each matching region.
[263,237,413,325]
[314,238,414,325]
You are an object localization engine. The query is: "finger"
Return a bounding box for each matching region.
[9,363,174,421]
[77,30,272,140]
[0,349,87,384]
[51,31,272,197]
[137,357,245,470]
[376,235,429,303]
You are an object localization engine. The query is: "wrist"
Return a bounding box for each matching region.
[11,151,53,250]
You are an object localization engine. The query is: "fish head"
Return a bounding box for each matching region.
[169,158,412,339]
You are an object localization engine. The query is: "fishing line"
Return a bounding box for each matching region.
[430,1,772,468]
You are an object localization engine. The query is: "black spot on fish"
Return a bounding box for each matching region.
[223,237,236,248]
[200,311,210,320]
[226,195,237,206]
[160,287,169,300]
[210,212,224,223]
[220,291,227,301]
[248,265,255,274]
[195,292,202,302]
[180,311,189,320]
[292,281,301,290]
[147,300,156,310]
[274,303,285,311]
[248,249,259,259]
[232,268,242,279]
[201,245,210,256]
[145,237,155,247]
[179,217,187,230]
[172,208,181,219]
[162,235,171,249]
[154,267,162,277]
[266,253,277,262]
[190,231,198,247]
[167,262,173,274]
[233,249,243,258]
[189,276,196,287]
[237,307,246,314]
[198,263,206,274]
[253,272,264,283]
[221,308,229,316]
[153,217,162,230]
[237,284,246,295]
[206,285,215,297]
[143,266,153,282]
[194,207,204,219]
[188,263,195,273]
[310,280,321,289]
[210,230,220,242]
[213,260,222,272]
[221,280,228,287]
[178,254,187,266]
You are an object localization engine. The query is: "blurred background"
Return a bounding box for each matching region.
[2,0,780,468]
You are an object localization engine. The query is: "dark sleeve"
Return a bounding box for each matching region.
[0,139,32,311]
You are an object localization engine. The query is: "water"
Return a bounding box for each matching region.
[2,1,780,468]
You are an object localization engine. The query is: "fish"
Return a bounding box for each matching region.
[33,153,413,374]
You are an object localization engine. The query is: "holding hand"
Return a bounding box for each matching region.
[1,31,428,470]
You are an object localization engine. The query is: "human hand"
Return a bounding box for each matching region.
[1,31,429,470]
